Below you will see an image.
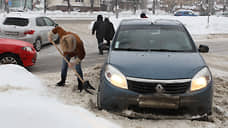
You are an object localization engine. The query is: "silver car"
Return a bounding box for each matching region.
[0,14,58,51]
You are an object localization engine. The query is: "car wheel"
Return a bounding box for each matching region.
[34,39,42,52]
[97,85,104,110]
[0,53,23,66]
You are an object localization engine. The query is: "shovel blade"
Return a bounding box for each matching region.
[83,81,95,95]
[84,81,95,90]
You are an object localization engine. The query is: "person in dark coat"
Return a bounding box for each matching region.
[104,18,115,46]
[92,15,105,55]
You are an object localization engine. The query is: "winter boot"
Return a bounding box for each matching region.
[56,80,65,87]
[99,48,103,55]
[78,81,83,92]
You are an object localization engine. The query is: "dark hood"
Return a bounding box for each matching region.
[108,51,206,79]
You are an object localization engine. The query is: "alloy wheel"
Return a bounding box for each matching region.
[0,56,18,64]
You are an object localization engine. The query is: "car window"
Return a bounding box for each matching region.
[184,11,189,15]
[43,17,55,26]
[3,17,29,26]
[36,17,46,26]
[114,27,194,52]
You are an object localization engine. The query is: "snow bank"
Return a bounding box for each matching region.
[0,64,43,90]
[0,64,120,128]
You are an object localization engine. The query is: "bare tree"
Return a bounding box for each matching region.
[5,0,9,13]
[44,0,47,13]
[31,0,34,10]
[67,0,71,13]
[90,0,94,12]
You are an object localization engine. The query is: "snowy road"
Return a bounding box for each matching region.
[27,20,228,128]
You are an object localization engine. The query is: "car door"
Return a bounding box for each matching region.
[43,17,58,43]
[36,17,47,44]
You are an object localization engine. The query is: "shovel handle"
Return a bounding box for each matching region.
[50,40,85,83]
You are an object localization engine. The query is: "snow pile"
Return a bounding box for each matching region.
[0,64,43,91]
[0,64,120,128]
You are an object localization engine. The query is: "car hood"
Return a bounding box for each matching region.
[0,38,33,47]
[108,51,206,79]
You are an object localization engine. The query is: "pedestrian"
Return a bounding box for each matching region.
[92,15,105,55]
[140,12,148,18]
[104,17,115,46]
[48,26,85,91]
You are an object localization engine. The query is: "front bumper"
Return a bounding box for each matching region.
[20,51,37,67]
[99,78,213,116]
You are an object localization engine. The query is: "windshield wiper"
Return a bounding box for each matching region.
[114,48,147,51]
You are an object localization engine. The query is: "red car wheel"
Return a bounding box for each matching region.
[0,53,23,66]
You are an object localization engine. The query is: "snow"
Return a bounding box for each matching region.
[0,64,119,128]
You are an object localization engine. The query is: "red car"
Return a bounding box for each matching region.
[0,38,37,67]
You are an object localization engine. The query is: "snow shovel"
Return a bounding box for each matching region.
[50,40,95,95]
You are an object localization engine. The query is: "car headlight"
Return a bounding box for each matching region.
[190,67,212,92]
[22,46,33,52]
[105,65,128,89]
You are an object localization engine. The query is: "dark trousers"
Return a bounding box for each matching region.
[96,36,103,54]
[61,55,83,85]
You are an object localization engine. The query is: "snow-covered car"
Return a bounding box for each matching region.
[97,19,213,118]
[0,38,37,67]
[0,14,58,51]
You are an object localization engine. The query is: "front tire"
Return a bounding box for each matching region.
[0,53,23,66]
[97,85,104,110]
[34,39,42,52]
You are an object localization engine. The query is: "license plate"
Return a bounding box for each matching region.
[138,95,179,109]
[5,31,19,36]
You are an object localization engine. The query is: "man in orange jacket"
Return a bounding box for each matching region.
[48,26,85,91]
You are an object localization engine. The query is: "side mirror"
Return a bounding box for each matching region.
[54,23,58,27]
[199,45,209,53]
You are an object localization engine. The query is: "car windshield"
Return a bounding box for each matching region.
[3,17,29,26]
[113,26,194,52]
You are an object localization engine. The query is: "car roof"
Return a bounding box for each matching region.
[3,13,46,19]
[120,19,183,27]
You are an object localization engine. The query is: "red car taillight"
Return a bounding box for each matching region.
[24,30,35,35]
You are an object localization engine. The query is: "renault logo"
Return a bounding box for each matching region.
[155,84,164,93]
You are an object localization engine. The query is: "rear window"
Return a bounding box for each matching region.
[113,26,195,52]
[3,17,29,26]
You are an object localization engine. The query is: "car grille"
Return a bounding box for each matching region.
[127,79,191,94]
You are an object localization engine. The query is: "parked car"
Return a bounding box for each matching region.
[174,10,197,16]
[216,11,228,17]
[0,38,37,67]
[0,13,58,51]
[97,19,213,118]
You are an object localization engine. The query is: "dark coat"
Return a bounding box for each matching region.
[92,20,105,41]
[104,21,115,41]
